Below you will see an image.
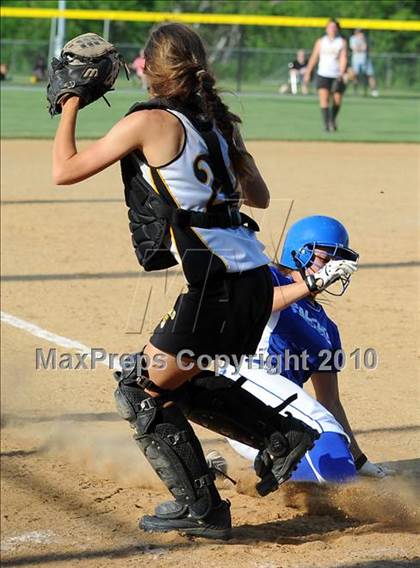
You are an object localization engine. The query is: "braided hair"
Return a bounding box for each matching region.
[144,23,252,178]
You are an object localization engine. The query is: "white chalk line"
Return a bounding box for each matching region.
[1,530,57,552]
[0,313,121,554]
[1,311,91,352]
[1,310,119,369]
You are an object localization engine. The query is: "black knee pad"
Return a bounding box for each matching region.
[113,366,156,432]
[113,350,172,430]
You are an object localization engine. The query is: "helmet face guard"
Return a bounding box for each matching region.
[291,242,359,297]
[291,242,359,269]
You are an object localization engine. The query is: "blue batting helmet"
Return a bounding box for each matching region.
[280,215,358,269]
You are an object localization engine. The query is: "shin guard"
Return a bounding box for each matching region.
[113,359,221,520]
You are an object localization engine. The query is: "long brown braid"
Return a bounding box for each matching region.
[144,22,252,177]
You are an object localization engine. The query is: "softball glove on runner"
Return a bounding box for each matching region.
[305,258,359,295]
[47,33,128,116]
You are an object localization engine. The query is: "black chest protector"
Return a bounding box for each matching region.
[120,99,259,272]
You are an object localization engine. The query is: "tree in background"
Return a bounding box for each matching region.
[1,0,419,90]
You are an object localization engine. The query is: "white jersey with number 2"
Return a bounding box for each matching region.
[139,109,269,275]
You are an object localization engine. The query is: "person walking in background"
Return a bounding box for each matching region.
[304,19,347,132]
[349,29,379,97]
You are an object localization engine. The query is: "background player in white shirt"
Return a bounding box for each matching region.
[349,29,379,97]
[304,19,347,132]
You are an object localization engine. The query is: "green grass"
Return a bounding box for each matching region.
[1,85,419,142]
[7,72,420,98]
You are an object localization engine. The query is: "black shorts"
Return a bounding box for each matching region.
[150,265,273,362]
[316,74,346,93]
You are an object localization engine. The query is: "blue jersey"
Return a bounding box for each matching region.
[253,266,342,387]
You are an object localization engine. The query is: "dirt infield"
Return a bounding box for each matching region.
[1,140,419,568]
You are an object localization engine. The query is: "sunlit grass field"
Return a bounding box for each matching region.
[1,84,419,142]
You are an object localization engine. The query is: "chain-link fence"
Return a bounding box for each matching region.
[212,47,420,94]
[1,38,419,95]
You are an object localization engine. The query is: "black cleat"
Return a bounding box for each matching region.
[140,499,232,540]
[255,415,320,496]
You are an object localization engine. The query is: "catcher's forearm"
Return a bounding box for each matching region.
[240,167,270,209]
[53,98,79,184]
[272,281,311,312]
[233,128,270,209]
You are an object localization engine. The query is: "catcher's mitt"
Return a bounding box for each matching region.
[47,33,129,116]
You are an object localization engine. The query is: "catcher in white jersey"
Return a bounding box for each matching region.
[304,18,347,132]
[51,23,319,540]
[213,216,395,482]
